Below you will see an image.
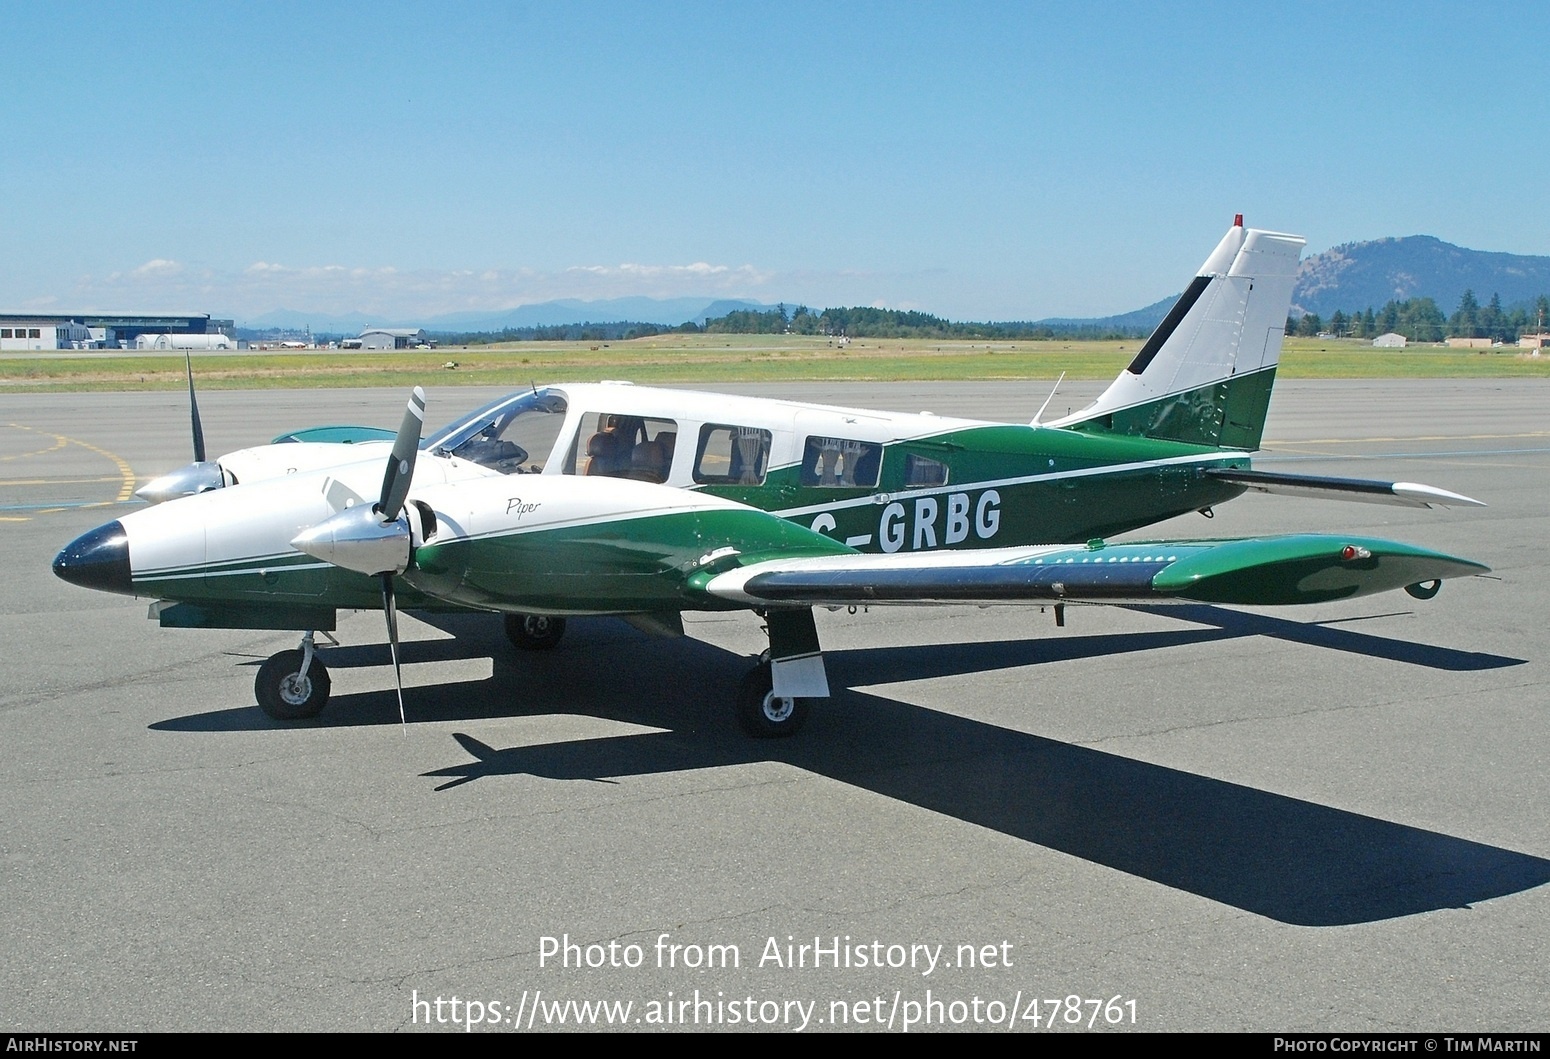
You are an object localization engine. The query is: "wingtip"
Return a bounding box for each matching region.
[1392,483,1487,508]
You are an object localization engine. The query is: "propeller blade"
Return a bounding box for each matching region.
[185,353,206,463]
[378,386,426,521]
[381,572,407,728]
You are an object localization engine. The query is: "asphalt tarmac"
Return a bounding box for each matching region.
[1,379,1546,1033]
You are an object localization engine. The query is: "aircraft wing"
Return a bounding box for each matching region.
[1205,468,1484,508]
[700,535,1488,608]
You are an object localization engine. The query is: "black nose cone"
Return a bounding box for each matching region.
[53,521,133,595]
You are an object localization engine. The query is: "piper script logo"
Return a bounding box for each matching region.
[506,498,543,519]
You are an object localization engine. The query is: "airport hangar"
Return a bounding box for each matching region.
[0,312,235,351]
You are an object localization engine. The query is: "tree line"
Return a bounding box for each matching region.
[1292,290,1550,343]
[426,289,1550,347]
[703,304,1147,340]
[430,305,1152,344]
[431,320,699,344]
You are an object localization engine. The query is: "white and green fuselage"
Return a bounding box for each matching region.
[54,222,1486,628]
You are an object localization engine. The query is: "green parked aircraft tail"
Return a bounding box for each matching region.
[1049,217,1305,451]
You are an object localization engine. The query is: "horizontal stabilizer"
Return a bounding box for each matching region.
[1204,468,1485,509]
[702,535,1488,609]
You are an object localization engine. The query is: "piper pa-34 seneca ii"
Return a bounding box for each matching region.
[54,219,1489,736]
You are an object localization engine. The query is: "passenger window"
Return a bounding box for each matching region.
[574,413,678,483]
[694,425,771,485]
[903,453,948,488]
[801,436,881,488]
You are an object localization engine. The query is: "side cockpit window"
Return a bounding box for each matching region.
[801,436,881,488]
[694,425,771,485]
[444,391,568,474]
[571,413,678,483]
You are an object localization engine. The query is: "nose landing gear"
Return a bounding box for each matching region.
[504,612,567,651]
[255,630,332,720]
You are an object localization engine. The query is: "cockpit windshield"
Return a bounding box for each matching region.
[424,388,569,473]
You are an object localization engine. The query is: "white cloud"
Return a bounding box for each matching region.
[131,258,182,278]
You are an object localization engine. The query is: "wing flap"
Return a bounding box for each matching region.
[1204,468,1484,508]
[701,536,1488,608]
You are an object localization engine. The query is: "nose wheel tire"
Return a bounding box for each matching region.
[504,613,566,651]
[255,649,332,721]
[737,661,810,738]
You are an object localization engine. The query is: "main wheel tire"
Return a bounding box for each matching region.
[736,662,810,738]
[504,613,566,651]
[255,649,331,721]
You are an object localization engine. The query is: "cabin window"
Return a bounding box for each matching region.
[693,425,771,485]
[0,330,11,338]
[800,436,881,488]
[903,453,948,488]
[568,413,678,482]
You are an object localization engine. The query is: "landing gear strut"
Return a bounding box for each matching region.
[255,630,332,721]
[504,613,566,650]
[736,608,829,738]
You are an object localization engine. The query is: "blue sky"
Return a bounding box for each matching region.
[5,1,1548,323]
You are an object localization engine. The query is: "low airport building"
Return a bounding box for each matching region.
[0,312,234,350]
[1,319,92,351]
[134,333,234,350]
[358,328,434,350]
[1372,332,1407,348]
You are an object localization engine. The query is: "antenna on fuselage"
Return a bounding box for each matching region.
[1030,372,1066,427]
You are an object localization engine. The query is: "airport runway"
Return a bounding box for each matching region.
[1,380,1546,1032]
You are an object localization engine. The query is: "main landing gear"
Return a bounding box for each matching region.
[737,660,811,737]
[503,612,566,651]
[255,630,332,720]
[737,608,830,739]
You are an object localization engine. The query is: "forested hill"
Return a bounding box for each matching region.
[1292,236,1550,318]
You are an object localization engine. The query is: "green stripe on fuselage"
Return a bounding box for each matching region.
[131,550,431,611]
[697,424,1250,552]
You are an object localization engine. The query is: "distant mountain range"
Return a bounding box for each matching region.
[1029,295,1178,333]
[242,298,776,333]
[238,237,1550,335]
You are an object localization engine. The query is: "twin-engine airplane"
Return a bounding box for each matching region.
[53,219,1488,736]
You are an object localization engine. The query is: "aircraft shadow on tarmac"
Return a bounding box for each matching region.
[152,611,1544,928]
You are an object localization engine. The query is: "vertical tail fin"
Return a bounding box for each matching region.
[1049,218,1305,450]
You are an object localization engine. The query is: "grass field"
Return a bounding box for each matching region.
[2,334,1547,392]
